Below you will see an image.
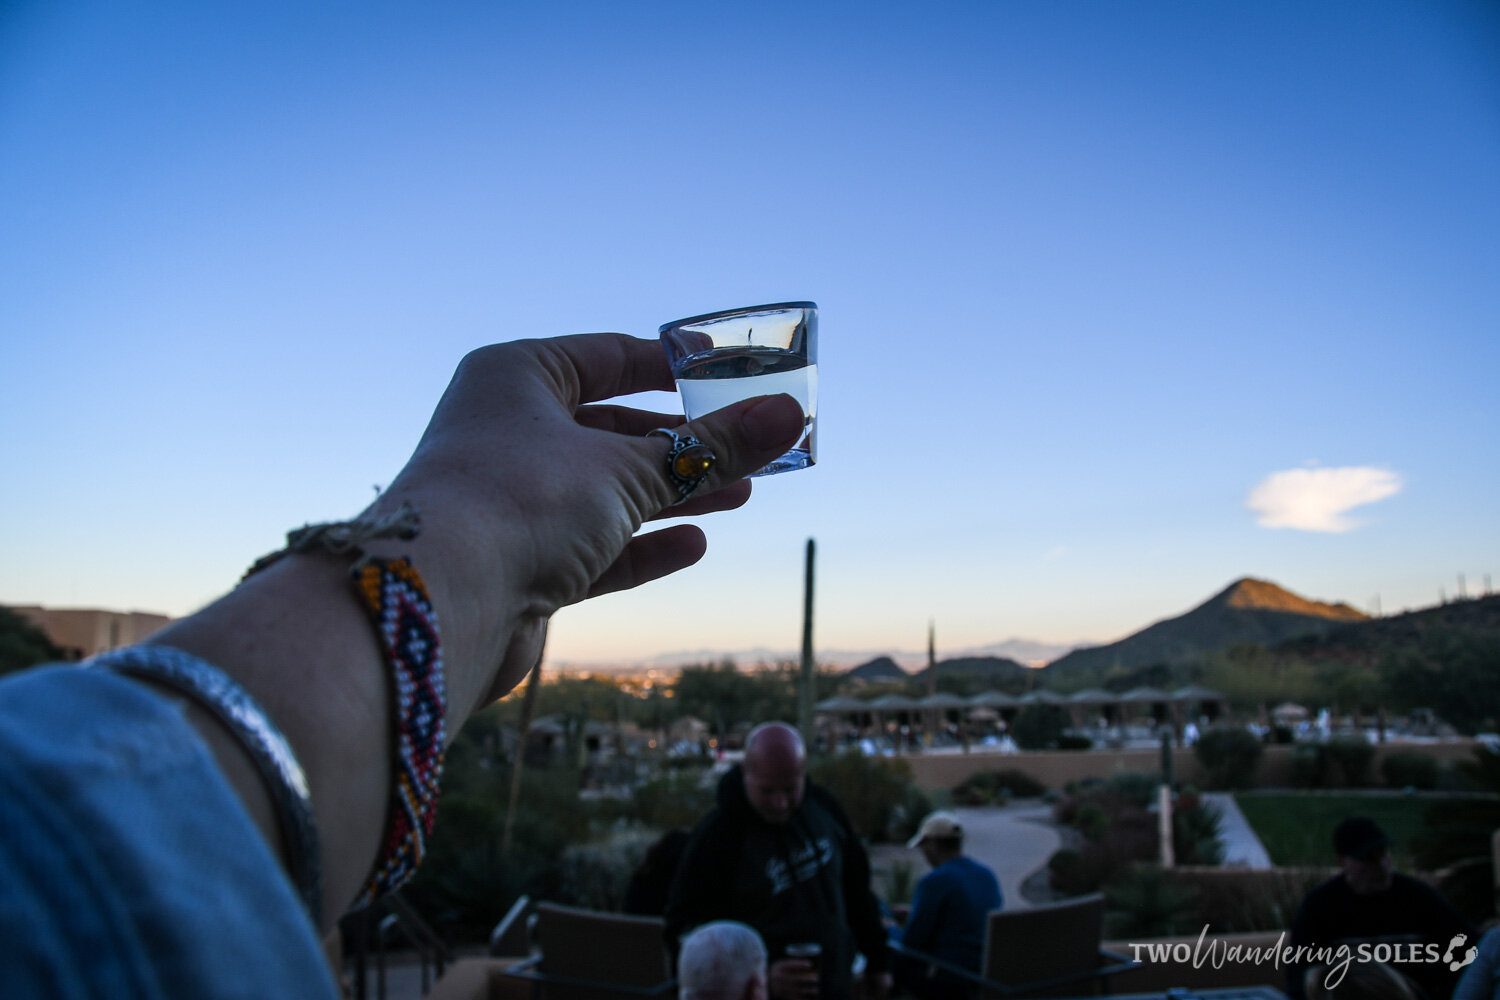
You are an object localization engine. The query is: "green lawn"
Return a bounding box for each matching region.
[1233,792,1435,868]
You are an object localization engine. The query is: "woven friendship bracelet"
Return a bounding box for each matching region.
[243,502,421,580]
[350,556,447,907]
[88,644,323,925]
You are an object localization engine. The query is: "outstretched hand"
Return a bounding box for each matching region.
[372,333,806,708]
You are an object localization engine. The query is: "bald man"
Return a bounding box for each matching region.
[665,723,891,1000]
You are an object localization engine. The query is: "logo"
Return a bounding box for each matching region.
[1125,927,1477,990]
[1444,933,1478,973]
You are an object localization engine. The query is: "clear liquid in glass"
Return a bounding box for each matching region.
[673,347,817,475]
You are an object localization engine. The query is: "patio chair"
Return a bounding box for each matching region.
[488,895,535,959]
[499,901,675,1000]
[890,893,1136,998]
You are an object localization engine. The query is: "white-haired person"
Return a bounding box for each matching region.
[679,921,768,1000]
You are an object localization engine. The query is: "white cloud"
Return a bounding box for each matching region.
[1246,466,1402,533]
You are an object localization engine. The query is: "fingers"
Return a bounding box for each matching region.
[586,525,706,599]
[647,478,751,520]
[528,333,675,405]
[575,404,684,436]
[638,394,805,509]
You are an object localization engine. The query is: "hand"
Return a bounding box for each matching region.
[368,333,807,714]
[865,970,893,1000]
[768,958,820,999]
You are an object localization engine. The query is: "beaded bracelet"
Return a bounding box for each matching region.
[349,556,447,906]
[88,644,323,925]
[244,504,448,906]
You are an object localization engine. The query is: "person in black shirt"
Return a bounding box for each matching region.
[665,723,891,1000]
[1288,816,1474,999]
[625,828,691,916]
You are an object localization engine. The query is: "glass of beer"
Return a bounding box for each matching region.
[785,941,822,977]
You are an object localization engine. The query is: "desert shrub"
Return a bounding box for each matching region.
[954,768,1048,805]
[1051,773,1172,895]
[0,606,66,674]
[1047,848,1097,896]
[1104,864,1200,938]
[1011,704,1070,750]
[558,827,658,910]
[631,770,715,830]
[884,858,917,905]
[810,750,930,843]
[406,762,591,941]
[952,781,1010,807]
[1172,793,1225,865]
[1381,752,1442,790]
[1194,727,1264,790]
[995,768,1046,796]
[1288,739,1377,789]
[1290,744,1325,788]
[1103,773,1163,808]
[1049,810,1159,895]
[1323,737,1376,788]
[1189,869,1329,933]
[1074,803,1112,843]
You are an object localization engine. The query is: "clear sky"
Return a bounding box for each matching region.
[2,1,1497,667]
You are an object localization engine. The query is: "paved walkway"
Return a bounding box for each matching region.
[871,801,1062,909]
[1202,792,1274,869]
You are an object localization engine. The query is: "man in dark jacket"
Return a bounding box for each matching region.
[665,723,891,1000]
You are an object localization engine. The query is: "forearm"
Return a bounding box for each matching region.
[149,479,526,928]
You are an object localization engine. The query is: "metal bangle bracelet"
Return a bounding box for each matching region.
[88,644,322,925]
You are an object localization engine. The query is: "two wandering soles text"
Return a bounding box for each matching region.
[1125,927,1479,991]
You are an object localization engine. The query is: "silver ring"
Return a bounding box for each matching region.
[648,428,717,502]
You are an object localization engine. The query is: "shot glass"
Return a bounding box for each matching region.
[784,942,822,978]
[659,301,817,477]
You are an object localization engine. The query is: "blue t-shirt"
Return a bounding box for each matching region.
[0,665,336,999]
[1454,926,1500,1000]
[898,854,1003,973]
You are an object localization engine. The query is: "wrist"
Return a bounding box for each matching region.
[357,476,529,722]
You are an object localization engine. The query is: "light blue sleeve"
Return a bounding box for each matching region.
[1454,926,1500,1000]
[0,665,337,1000]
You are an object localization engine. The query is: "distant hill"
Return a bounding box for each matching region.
[1271,594,1500,733]
[843,653,1033,693]
[1044,577,1367,679]
[1274,593,1500,664]
[959,638,1082,667]
[844,656,910,682]
[917,655,1033,685]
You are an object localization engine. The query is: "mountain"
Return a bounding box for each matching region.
[844,656,910,682]
[959,638,1084,668]
[917,655,1033,685]
[843,653,1033,689]
[1274,593,1500,663]
[1043,577,1367,678]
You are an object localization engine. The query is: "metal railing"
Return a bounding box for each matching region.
[341,892,454,999]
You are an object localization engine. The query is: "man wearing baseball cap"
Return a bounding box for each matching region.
[891,811,1002,999]
[1287,816,1473,999]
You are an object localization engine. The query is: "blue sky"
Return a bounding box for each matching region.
[2,2,1497,666]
